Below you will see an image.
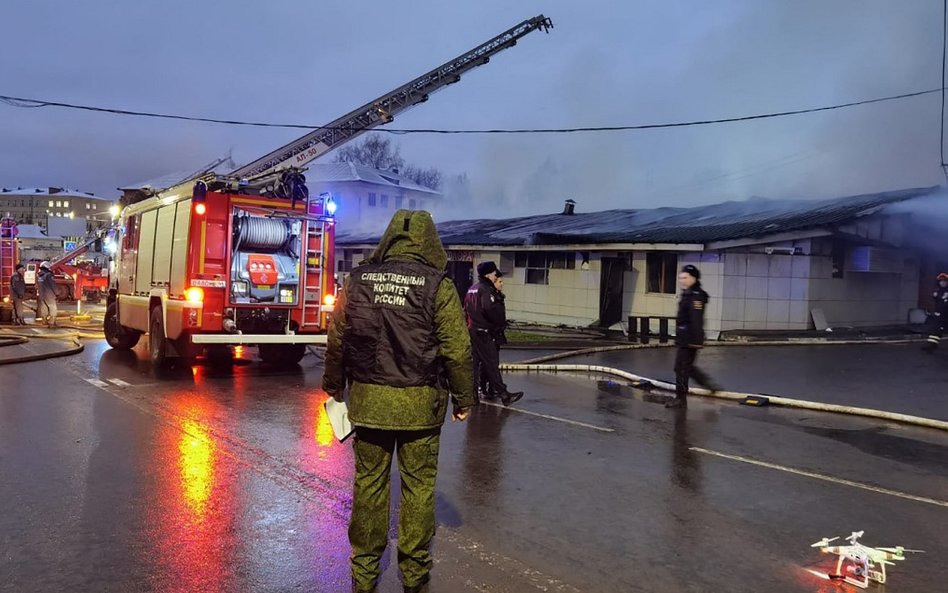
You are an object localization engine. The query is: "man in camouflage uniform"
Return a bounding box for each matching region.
[323,210,476,593]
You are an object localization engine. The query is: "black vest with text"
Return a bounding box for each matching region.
[343,260,444,388]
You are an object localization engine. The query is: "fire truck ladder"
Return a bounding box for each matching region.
[230,14,553,180]
[301,220,327,328]
[147,15,552,203]
[0,218,17,303]
[49,231,105,270]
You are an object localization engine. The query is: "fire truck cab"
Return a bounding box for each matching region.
[105,177,336,366]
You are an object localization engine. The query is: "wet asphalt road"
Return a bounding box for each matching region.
[1,340,947,593]
[504,343,948,421]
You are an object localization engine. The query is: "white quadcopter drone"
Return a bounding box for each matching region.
[809,531,923,589]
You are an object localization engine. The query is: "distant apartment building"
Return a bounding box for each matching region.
[0,187,116,232]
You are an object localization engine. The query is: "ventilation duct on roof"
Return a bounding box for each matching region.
[562,199,576,215]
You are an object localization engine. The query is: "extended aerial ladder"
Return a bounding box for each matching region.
[144,14,554,202]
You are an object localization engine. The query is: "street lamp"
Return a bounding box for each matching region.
[109,205,120,219]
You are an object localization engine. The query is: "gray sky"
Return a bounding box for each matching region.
[1,0,944,216]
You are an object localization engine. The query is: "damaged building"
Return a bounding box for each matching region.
[338,186,943,337]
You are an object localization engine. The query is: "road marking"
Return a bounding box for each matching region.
[84,378,109,388]
[480,401,614,433]
[690,447,948,509]
[107,378,131,387]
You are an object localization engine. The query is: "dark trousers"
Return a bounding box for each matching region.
[674,346,713,399]
[350,427,441,590]
[477,340,501,394]
[470,329,506,396]
[925,314,944,349]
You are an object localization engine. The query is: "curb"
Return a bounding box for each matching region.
[501,361,948,432]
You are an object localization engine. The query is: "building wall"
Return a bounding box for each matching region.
[471,251,601,326]
[339,238,921,334]
[717,249,812,332]
[805,240,918,328]
[624,251,724,338]
[717,239,918,331]
[308,180,440,233]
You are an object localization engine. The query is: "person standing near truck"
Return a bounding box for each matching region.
[10,263,26,325]
[36,261,58,328]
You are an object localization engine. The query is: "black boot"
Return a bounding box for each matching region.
[501,391,524,407]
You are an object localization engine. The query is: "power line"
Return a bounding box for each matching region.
[0,88,942,135]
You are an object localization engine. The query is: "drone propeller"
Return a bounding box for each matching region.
[811,537,840,548]
[877,547,924,554]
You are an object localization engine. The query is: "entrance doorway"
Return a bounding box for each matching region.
[446,261,473,300]
[599,257,626,327]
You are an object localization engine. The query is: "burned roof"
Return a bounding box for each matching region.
[338,186,940,247]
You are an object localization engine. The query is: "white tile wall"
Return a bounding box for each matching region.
[746,276,769,299]
[769,255,793,278]
[723,276,747,299]
[766,300,791,324]
[767,277,792,299]
[789,300,809,324]
[722,298,745,321]
[724,253,748,276]
[744,299,768,323]
[790,278,809,301]
[747,254,770,277]
[791,256,810,278]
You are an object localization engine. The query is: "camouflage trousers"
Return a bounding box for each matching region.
[350,427,441,591]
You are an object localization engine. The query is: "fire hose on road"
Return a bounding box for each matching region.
[501,343,948,433]
[0,305,103,365]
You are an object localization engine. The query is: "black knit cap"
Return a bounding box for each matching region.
[681,264,701,280]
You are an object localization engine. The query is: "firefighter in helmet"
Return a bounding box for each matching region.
[323,210,475,593]
[922,272,948,352]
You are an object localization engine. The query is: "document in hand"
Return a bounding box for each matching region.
[324,397,355,442]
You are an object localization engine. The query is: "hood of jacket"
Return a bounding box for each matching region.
[365,209,447,271]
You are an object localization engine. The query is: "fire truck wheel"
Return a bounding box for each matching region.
[258,344,306,366]
[55,284,73,302]
[149,306,170,367]
[104,303,141,350]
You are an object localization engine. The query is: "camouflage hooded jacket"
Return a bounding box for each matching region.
[322,210,475,430]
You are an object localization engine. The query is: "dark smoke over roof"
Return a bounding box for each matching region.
[339,186,939,247]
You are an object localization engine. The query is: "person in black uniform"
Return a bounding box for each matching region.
[922,273,948,352]
[667,265,720,409]
[464,262,523,407]
[478,275,508,399]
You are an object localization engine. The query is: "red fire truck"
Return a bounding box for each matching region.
[103,15,553,366]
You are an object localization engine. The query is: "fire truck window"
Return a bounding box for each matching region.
[124,216,139,250]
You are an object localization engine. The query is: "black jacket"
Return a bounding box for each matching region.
[934,286,948,317]
[10,273,26,300]
[676,284,708,347]
[464,277,505,332]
